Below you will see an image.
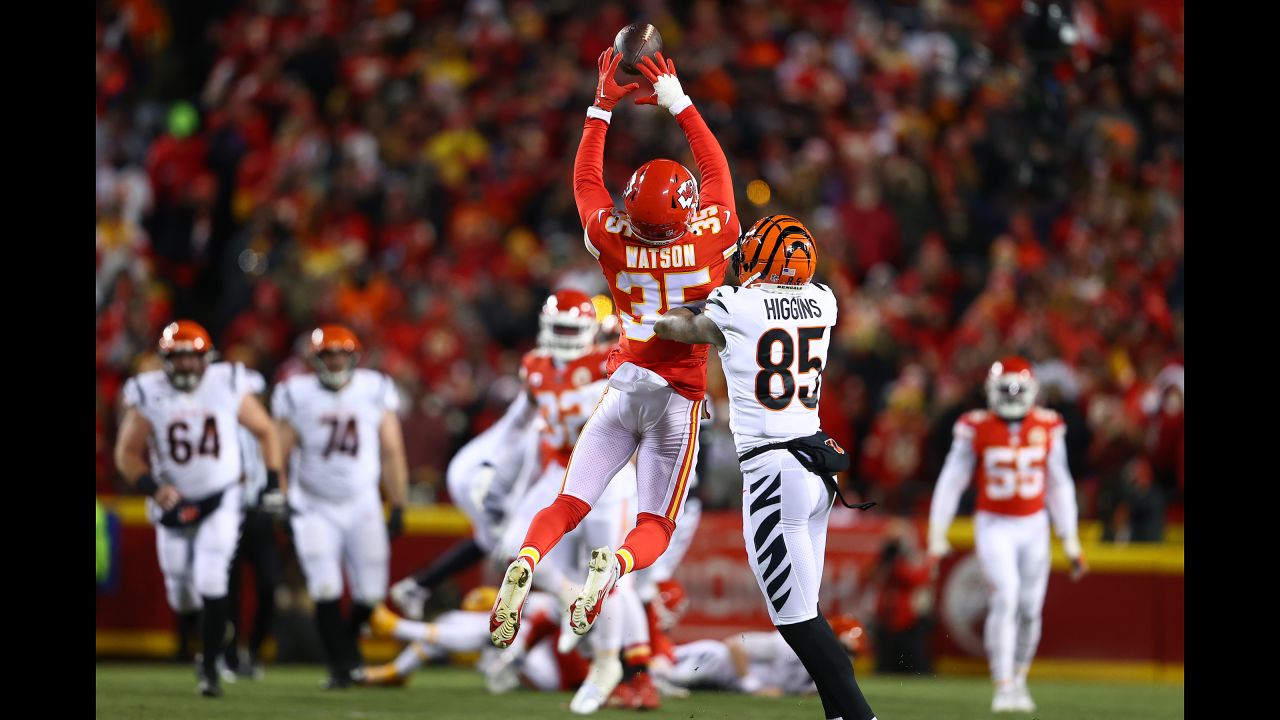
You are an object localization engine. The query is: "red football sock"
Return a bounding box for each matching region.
[518,494,592,567]
[615,512,676,575]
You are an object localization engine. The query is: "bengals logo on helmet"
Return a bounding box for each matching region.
[736,215,819,290]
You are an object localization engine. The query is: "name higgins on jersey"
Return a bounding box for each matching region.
[763,296,824,321]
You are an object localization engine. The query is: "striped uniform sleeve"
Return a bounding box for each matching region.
[704,286,733,335]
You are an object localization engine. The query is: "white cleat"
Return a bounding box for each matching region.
[992,685,1021,713]
[556,584,584,653]
[490,557,535,648]
[557,612,585,654]
[569,655,623,715]
[389,578,430,621]
[483,652,522,695]
[1013,681,1037,712]
[570,548,618,636]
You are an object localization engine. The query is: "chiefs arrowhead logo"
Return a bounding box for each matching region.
[674,178,698,210]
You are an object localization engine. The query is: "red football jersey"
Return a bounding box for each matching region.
[520,346,611,469]
[956,407,1065,516]
[573,105,742,401]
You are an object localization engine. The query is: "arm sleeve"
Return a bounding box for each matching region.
[246,369,267,396]
[674,105,736,215]
[928,423,976,549]
[122,377,142,409]
[704,287,732,334]
[270,382,293,423]
[573,117,615,228]
[480,391,539,498]
[380,373,401,414]
[1044,425,1082,552]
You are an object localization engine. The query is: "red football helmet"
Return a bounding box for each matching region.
[623,159,699,245]
[158,320,214,391]
[309,324,363,389]
[830,615,867,656]
[651,579,689,631]
[538,289,599,362]
[986,356,1039,420]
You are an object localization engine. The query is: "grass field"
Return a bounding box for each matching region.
[96,663,1183,720]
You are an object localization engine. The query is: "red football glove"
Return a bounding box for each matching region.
[594,48,640,112]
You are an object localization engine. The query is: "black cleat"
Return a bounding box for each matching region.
[197,676,223,698]
[321,674,352,690]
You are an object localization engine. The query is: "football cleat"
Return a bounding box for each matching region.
[570,548,618,636]
[570,655,623,715]
[491,556,535,648]
[992,684,1020,713]
[389,578,430,621]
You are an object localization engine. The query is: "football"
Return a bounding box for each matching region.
[613,23,663,75]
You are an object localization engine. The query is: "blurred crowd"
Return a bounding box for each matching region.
[96,0,1183,539]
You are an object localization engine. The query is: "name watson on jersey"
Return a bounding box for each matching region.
[764,296,823,320]
[625,244,698,269]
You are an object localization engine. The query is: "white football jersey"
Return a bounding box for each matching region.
[742,631,817,695]
[272,369,399,501]
[238,368,268,509]
[704,282,838,453]
[121,362,253,499]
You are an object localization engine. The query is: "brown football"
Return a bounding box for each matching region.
[613,23,663,76]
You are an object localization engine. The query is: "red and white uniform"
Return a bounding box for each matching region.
[577,109,740,401]
[928,407,1081,685]
[562,104,738,549]
[499,347,638,597]
[524,347,614,473]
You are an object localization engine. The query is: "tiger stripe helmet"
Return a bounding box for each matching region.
[734,215,818,292]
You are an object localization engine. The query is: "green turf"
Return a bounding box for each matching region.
[95,664,1183,720]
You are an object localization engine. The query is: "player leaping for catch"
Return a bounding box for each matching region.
[490,48,741,649]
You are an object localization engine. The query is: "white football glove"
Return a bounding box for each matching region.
[635,53,693,115]
[927,533,951,560]
[258,488,287,516]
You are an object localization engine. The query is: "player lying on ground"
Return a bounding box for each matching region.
[362,590,596,703]
[653,617,865,697]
